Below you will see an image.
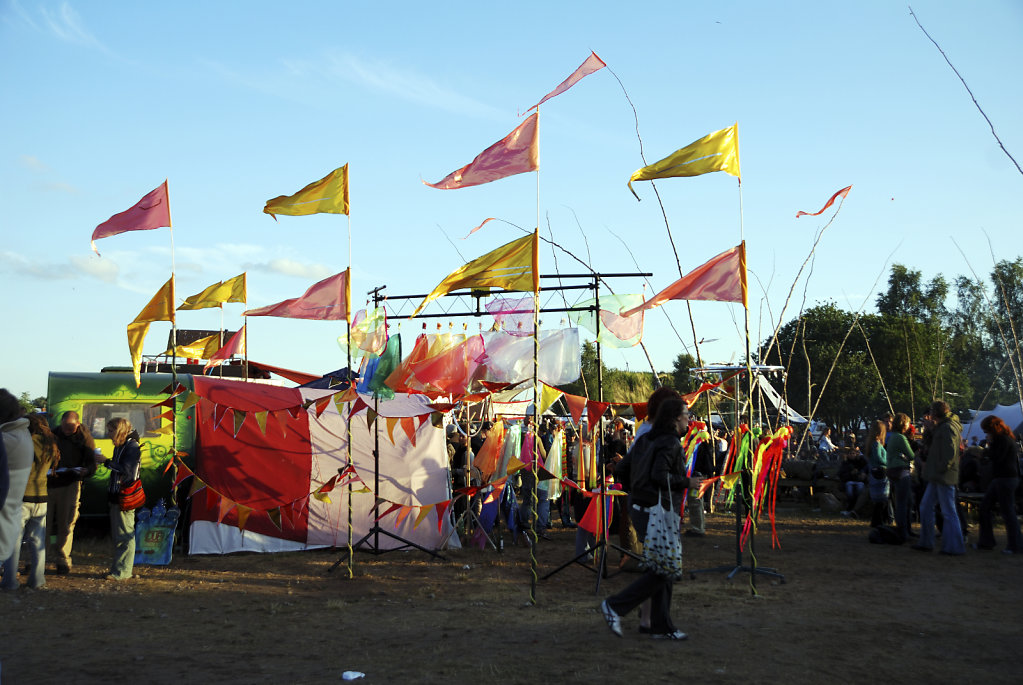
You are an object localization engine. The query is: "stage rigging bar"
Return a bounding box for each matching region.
[375,272,652,321]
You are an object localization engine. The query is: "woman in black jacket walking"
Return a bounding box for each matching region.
[600,398,701,640]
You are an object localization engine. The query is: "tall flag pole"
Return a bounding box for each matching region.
[529,106,542,606]
[345,176,354,580]
[168,187,177,387]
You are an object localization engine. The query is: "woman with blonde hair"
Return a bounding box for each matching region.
[886,412,916,540]
[94,418,141,580]
[865,419,889,528]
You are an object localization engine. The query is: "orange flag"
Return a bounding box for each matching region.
[621,243,748,317]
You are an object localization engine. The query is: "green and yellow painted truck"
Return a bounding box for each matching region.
[47,372,197,518]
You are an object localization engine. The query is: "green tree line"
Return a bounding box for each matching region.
[561,259,1023,433]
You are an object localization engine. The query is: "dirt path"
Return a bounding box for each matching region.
[2,506,1020,684]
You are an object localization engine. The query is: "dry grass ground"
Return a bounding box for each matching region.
[2,505,1021,684]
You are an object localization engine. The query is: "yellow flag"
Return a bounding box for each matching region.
[412,232,538,317]
[263,164,349,218]
[178,273,246,310]
[628,123,740,198]
[163,333,222,359]
[128,276,175,387]
[538,384,563,415]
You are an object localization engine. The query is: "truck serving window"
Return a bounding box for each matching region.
[82,403,163,439]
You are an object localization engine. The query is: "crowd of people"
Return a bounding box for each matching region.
[0,388,144,590]
[807,401,1022,555]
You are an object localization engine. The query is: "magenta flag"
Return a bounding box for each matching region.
[424,114,538,190]
[525,51,606,112]
[91,181,171,254]
[205,325,246,371]
[243,269,351,321]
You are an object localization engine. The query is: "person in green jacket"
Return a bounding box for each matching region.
[886,413,917,541]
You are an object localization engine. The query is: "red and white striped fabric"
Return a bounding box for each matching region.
[188,377,456,554]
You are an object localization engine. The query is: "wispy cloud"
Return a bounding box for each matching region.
[246,258,333,280]
[19,155,49,172]
[320,52,504,119]
[1,250,118,283]
[39,2,109,53]
[69,254,119,283]
[203,50,503,120]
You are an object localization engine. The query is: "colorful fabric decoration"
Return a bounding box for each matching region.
[178,273,246,310]
[127,275,175,387]
[796,185,852,218]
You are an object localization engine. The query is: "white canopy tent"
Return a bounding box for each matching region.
[962,403,1023,444]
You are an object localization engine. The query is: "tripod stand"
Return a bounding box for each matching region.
[688,484,784,586]
[541,470,642,592]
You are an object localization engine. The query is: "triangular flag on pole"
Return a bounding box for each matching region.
[91,180,171,255]
[128,275,175,387]
[628,123,740,199]
[525,51,606,112]
[412,233,537,317]
[244,270,351,321]
[425,114,539,190]
[263,164,349,219]
[178,273,246,310]
[621,243,748,316]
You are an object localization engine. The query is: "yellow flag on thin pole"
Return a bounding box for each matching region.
[263,164,349,219]
[162,332,222,359]
[411,232,538,317]
[628,123,740,199]
[128,276,176,387]
[177,273,246,310]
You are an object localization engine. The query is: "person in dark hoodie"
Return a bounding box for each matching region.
[600,398,701,641]
[913,401,966,556]
[97,418,141,580]
[48,410,97,574]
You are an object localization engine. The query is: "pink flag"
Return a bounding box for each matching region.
[205,326,246,371]
[425,114,538,190]
[525,51,606,112]
[796,185,852,218]
[243,269,351,321]
[91,181,171,254]
[621,243,748,317]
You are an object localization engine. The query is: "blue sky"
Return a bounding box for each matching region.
[2,1,1021,399]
